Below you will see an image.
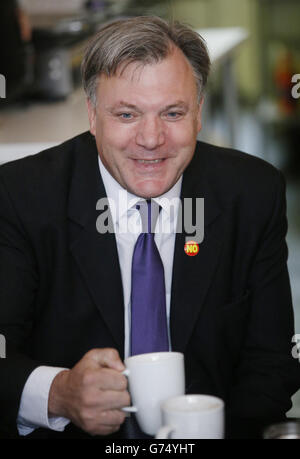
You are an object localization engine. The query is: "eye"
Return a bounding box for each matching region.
[166,111,183,120]
[119,113,133,120]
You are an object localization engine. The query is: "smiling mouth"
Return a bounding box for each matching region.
[136,159,164,164]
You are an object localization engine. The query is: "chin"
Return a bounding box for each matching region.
[133,184,170,199]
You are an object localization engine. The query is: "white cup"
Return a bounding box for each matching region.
[122,352,185,436]
[156,394,225,439]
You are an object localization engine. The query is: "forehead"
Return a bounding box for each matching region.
[96,46,198,106]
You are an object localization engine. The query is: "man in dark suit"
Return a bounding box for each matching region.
[0,16,299,439]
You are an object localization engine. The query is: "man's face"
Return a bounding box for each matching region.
[87,46,203,198]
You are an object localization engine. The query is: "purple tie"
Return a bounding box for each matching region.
[130,200,169,356]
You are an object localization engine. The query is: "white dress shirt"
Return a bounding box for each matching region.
[17,156,182,435]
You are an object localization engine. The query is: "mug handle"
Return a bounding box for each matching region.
[156,425,174,439]
[121,369,138,413]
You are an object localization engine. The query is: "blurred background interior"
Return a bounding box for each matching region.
[0,0,299,416]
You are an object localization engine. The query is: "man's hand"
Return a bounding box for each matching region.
[48,348,130,436]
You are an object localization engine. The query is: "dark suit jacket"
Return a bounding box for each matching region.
[0,131,299,439]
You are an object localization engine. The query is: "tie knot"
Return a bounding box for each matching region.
[136,199,160,233]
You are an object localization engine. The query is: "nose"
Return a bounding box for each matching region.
[135,116,165,150]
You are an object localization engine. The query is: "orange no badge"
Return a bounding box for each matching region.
[184,240,199,256]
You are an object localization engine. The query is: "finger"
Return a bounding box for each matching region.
[95,367,128,391]
[89,423,121,437]
[99,389,131,411]
[86,348,125,372]
[98,409,127,427]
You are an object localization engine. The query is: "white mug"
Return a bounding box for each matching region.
[122,352,185,436]
[156,394,225,439]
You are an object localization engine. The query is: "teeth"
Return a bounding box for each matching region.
[137,159,163,164]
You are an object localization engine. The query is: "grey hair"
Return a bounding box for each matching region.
[81,16,211,107]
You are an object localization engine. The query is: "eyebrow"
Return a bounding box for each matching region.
[107,100,189,112]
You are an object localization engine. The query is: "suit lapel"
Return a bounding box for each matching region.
[67,133,124,355]
[170,142,224,353]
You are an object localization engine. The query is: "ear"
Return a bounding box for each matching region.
[196,97,204,133]
[86,98,97,136]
